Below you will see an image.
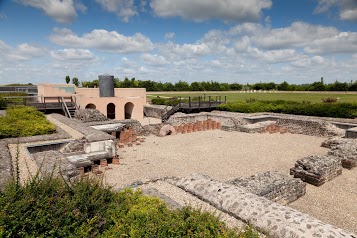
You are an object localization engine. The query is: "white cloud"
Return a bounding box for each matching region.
[140,53,168,66]
[246,47,303,63]
[315,0,357,21]
[95,0,137,22]
[50,28,153,53]
[158,42,211,61]
[17,0,77,23]
[0,41,45,62]
[50,49,96,61]
[150,0,272,22]
[228,21,357,54]
[164,32,175,40]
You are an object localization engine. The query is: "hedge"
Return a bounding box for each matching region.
[218,100,357,118]
[0,106,56,139]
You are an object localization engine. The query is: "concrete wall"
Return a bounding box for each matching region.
[38,84,75,100]
[83,140,116,157]
[37,84,146,122]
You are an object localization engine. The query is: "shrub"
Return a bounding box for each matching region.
[322,97,337,103]
[0,106,56,138]
[218,100,357,118]
[0,176,260,237]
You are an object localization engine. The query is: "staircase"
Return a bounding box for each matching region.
[60,97,78,119]
[162,104,180,122]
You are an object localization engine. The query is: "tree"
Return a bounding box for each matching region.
[72,77,79,87]
[65,75,70,84]
[277,81,289,91]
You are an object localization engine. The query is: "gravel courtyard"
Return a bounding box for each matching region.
[104,130,356,233]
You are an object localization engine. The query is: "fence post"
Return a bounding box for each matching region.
[198,96,201,110]
[225,96,227,103]
[189,97,191,110]
[209,96,211,108]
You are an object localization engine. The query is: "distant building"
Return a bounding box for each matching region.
[37,75,146,122]
[0,85,38,95]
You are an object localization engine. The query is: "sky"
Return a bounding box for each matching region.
[1,0,357,85]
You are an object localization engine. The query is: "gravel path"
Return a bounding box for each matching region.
[104,130,357,234]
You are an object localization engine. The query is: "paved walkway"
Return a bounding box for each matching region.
[46,115,84,139]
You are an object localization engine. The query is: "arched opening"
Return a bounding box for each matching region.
[107,103,116,119]
[85,103,96,109]
[124,102,134,119]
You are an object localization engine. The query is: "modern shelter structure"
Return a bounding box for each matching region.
[37,75,146,122]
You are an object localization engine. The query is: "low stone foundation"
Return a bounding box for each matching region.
[290,155,342,186]
[168,173,356,238]
[276,118,344,137]
[325,137,357,169]
[228,171,306,205]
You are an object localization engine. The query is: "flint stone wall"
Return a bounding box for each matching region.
[32,150,79,179]
[276,118,344,137]
[169,173,356,238]
[0,126,71,191]
[167,112,246,129]
[144,105,172,118]
[324,137,357,169]
[74,109,109,122]
[290,155,342,186]
[228,171,305,205]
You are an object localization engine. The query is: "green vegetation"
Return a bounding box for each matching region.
[0,106,56,139]
[0,92,29,109]
[148,92,357,104]
[0,175,259,237]
[218,100,357,118]
[81,77,357,92]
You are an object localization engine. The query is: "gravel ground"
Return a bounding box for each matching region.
[104,130,357,234]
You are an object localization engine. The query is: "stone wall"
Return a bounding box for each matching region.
[290,155,342,186]
[324,137,357,169]
[50,114,114,142]
[276,118,344,137]
[0,126,71,191]
[74,109,109,122]
[228,171,305,205]
[144,105,171,118]
[169,173,356,238]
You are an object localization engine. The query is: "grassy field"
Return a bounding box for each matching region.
[147,91,357,103]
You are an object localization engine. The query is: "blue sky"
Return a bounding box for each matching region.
[1,0,357,85]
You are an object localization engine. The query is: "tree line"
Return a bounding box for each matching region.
[79,77,357,92]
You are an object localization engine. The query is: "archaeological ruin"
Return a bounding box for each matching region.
[1,97,357,237]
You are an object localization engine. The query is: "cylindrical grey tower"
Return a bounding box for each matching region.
[99,75,114,97]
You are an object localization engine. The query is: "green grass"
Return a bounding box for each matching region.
[147,91,357,103]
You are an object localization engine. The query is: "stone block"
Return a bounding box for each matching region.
[229,171,306,205]
[290,155,342,186]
